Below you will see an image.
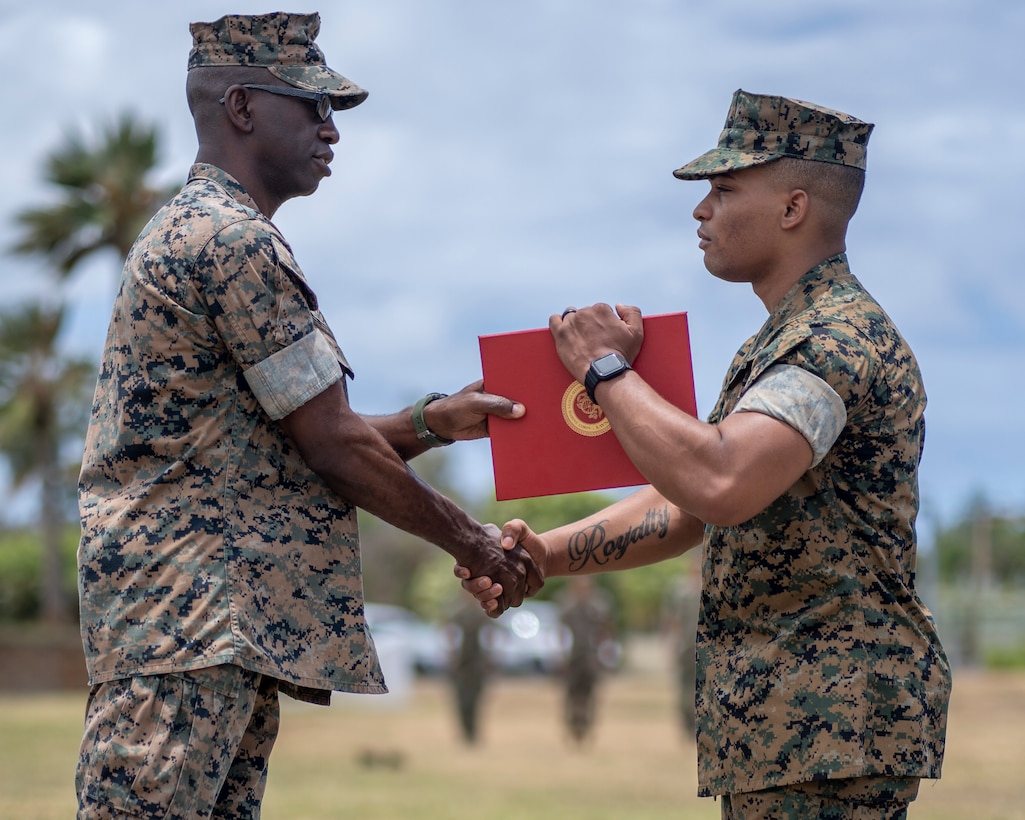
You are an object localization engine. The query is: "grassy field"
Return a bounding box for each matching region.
[1,646,1023,819]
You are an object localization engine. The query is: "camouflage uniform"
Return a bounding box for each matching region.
[721,774,922,819]
[76,12,380,817]
[76,666,279,818]
[674,91,952,808]
[696,255,950,797]
[78,161,386,703]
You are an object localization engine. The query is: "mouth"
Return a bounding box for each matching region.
[314,151,333,176]
[697,230,710,250]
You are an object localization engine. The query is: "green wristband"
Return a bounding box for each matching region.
[412,393,455,448]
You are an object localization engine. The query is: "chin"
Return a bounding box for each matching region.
[706,264,746,285]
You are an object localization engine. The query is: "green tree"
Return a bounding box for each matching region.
[3,112,176,622]
[0,304,95,622]
[935,500,1025,585]
[12,113,177,275]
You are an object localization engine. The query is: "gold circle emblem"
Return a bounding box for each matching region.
[561,382,611,437]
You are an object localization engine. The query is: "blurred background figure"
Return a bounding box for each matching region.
[661,551,701,742]
[558,576,617,745]
[448,597,492,744]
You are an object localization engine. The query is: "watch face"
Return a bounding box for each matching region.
[594,353,625,376]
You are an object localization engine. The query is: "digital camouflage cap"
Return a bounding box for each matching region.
[673,89,873,179]
[188,11,368,110]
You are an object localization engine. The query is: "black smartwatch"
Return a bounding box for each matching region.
[584,352,632,405]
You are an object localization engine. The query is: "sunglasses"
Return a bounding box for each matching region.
[220,84,335,122]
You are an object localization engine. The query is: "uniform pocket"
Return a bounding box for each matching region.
[85,674,191,817]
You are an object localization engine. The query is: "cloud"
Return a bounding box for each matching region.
[1,0,1022,522]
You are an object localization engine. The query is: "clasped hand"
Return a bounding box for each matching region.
[455,519,548,617]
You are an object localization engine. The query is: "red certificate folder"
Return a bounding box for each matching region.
[480,312,697,501]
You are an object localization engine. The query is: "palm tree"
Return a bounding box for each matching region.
[3,111,176,622]
[0,304,95,622]
[12,113,178,275]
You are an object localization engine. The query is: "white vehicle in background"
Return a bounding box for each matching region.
[364,599,620,679]
[363,602,451,677]
[481,601,572,675]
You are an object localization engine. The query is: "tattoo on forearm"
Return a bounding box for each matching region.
[566,506,671,572]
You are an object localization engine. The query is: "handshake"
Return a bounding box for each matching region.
[453,518,548,618]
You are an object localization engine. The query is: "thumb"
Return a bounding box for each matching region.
[501,518,529,550]
[489,396,526,421]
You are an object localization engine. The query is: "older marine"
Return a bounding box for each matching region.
[75,11,538,818]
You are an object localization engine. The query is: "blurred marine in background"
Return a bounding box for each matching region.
[559,576,616,745]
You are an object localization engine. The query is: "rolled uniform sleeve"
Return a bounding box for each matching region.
[732,364,847,467]
[244,329,342,420]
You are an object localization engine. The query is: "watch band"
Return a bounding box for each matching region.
[584,369,602,405]
[412,392,455,447]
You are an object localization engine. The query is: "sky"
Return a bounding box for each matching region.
[1,1,1023,537]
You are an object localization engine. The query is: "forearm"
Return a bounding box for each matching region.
[281,385,483,565]
[593,375,725,514]
[593,374,811,526]
[316,426,487,562]
[362,407,428,462]
[282,382,539,613]
[540,486,703,577]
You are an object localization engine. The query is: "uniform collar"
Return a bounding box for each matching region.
[728,253,854,385]
[187,163,262,214]
[768,253,852,327]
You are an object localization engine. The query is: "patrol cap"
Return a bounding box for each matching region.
[188,12,367,111]
[673,89,873,180]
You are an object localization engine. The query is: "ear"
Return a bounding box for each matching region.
[780,188,808,230]
[220,85,255,134]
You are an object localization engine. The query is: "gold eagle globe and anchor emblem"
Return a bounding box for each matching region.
[561,381,612,437]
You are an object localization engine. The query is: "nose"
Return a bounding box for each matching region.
[692,190,711,222]
[320,117,340,145]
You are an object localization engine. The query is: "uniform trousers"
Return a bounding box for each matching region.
[721,774,921,820]
[76,665,279,819]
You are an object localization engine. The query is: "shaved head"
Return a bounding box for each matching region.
[763,157,866,237]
